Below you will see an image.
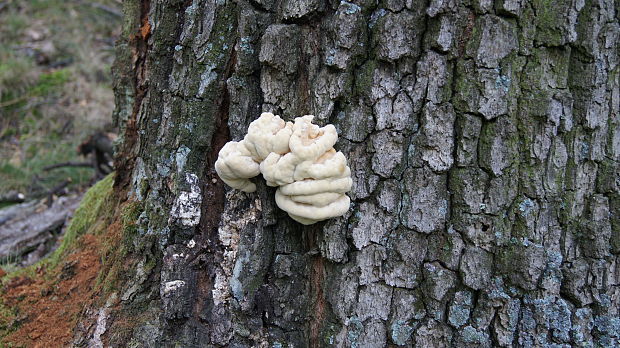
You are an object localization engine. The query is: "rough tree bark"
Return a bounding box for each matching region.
[77,0,619,346]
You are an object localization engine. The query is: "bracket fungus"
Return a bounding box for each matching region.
[215,112,352,225]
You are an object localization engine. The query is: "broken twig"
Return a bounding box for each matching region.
[43,161,93,171]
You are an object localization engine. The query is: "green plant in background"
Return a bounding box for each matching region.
[29,68,71,97]
[0,68,69,110]
[0,56,36,103]
[0,67,88,196]
[0,0,121,200]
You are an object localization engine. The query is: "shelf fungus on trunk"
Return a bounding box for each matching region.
[215,112,352,225]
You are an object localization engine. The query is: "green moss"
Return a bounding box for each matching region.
[452,59,478,113]
[117,201,144,259]
[532,0,566,45]
[138,179,149,199]
[202,3,237,65]
[464,16,482,58]
[596,159,619,193]
[497,243,518,275]
[120,202,142,236]
[48,173,115,267]
[95,200,145,295]
[354,60,377,97]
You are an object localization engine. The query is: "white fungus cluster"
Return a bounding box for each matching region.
[215,112,352,225]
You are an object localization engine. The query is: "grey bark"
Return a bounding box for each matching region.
[80,0,619,346]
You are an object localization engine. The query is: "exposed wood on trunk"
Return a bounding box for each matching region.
[111,0,151,192]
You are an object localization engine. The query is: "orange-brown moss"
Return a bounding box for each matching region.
[2,233,101,347]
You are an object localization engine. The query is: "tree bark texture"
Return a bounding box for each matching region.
[87,0,619,346]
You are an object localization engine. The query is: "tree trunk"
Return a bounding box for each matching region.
[83,0,619,346]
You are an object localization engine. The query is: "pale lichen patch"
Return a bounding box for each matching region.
[162,280,186,295]
[169,173,202,226]
[212,191,261,306]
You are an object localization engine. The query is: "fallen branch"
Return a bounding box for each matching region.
[43,161,93,171]
[0,195,83,265]
[0,191,25,204]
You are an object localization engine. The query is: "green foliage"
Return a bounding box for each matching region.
[0,56,36,102]
[30,69,70,97]
[0,68,69,119]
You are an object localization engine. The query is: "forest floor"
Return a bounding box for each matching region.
[0,0,121,345]
[0,0,120,201]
